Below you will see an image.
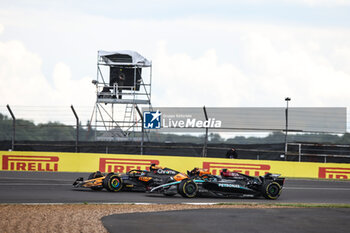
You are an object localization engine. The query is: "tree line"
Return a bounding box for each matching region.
[0,113,95,141]
[1,113,349,144]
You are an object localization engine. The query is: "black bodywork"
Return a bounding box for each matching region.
[150,168,285,199]
[120,166,179,191]
[193,169,285,199]
[73,165,180,192]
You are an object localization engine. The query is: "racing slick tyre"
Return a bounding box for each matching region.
[262,181,282,200]
[178,179,198,198]
[88,171,103,191]
[103,173,123,192]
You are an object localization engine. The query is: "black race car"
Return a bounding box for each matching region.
[151,169,285,199]
[72,164,180,192]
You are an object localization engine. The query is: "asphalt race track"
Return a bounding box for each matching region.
[2,171,350,233]
[1,171,350,204]
[102,208,350,233]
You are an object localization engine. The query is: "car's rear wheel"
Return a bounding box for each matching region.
[103,173,123,192]
[178,179,198,198]
[88,171,103,191]
[262,181,282,200]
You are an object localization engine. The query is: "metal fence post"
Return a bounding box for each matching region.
[71,105,79,153]
[6,104,15,151]
[135,106,144,155]
[202,106,209,157]
[298,143,301,162]
[284,97,291,160]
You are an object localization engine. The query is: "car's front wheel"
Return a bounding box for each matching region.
[178,179,198,198]
[103,173,123,192]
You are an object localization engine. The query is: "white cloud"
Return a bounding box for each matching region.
[52,62,94,107]
[0,9,349,128]
[240,0,350,7]
[151,23,350,108]
[0,39,51,105]
[0,27,95,123]
[282,0,350,6]
[153,43,249,107]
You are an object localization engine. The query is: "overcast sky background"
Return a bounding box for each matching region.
[0,0,349,131]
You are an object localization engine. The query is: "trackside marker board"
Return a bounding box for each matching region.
[1,151,350,180]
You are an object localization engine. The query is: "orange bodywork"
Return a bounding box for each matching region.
[82,176,105,187]
[173,168,212,181]
[190,167,211,176]
[150,164,163,170]
[79,167,212,189]
[138,176,152,182]
[198,168,211,176]
[173,173,188,181]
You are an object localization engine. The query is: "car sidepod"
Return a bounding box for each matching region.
[201,181,258,195]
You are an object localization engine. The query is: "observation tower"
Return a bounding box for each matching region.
[91,50,152,141]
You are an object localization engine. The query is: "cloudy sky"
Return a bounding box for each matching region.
[0,0,349,127]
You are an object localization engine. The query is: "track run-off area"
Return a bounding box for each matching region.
[1,171,350,204]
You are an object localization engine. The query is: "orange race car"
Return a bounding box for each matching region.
[73,164,182,192]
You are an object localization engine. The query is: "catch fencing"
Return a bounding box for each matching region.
[0,105,349,163]
[1,141,350,164]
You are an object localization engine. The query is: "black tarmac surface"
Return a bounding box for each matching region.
[1,171,350,204]
[2,171,350,233]
[102,208,350,233]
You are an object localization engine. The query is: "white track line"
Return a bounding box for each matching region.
[0,202,222,205]
[0,177,73,182]
[182,203,217,205]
